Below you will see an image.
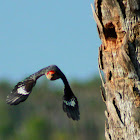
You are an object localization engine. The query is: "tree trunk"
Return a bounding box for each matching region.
[92,0,140,139]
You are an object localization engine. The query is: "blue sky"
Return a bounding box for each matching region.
[0,0,101,82]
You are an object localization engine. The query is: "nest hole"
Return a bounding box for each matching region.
[104,23,117,40]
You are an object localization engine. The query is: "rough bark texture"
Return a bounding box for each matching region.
[92,0,140,139]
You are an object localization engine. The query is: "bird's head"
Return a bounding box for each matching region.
[45,70,60,80]
[45,65,62,81]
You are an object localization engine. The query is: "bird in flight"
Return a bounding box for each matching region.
[6,65,80,121]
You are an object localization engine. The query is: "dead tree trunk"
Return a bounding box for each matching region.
[92,0,140,139]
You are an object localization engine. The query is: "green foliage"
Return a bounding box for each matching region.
[0,77,105,140]
[12,116,52,140]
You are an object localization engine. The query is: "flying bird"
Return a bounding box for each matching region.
[6,65,80,121]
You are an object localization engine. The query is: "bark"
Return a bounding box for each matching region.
[92,0,140,139]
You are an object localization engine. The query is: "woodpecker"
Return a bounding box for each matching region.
[6,65,80,121]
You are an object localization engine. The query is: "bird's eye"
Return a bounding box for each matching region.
[51,73,54,77]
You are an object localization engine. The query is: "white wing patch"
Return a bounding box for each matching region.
[64,98,76,107]
[17,85,29,95]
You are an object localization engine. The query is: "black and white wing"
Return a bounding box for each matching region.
[6,78,36,105]
[63,88,80,121]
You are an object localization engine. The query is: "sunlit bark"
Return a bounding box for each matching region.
[92,0,140,139]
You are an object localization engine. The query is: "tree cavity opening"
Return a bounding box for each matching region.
[104,22,117,40]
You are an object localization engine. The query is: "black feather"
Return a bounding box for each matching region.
[6,79,36,105]
[62,87,80,121]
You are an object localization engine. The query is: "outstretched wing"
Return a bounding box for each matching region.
[63,88,80,121]
[6,79,36,105]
